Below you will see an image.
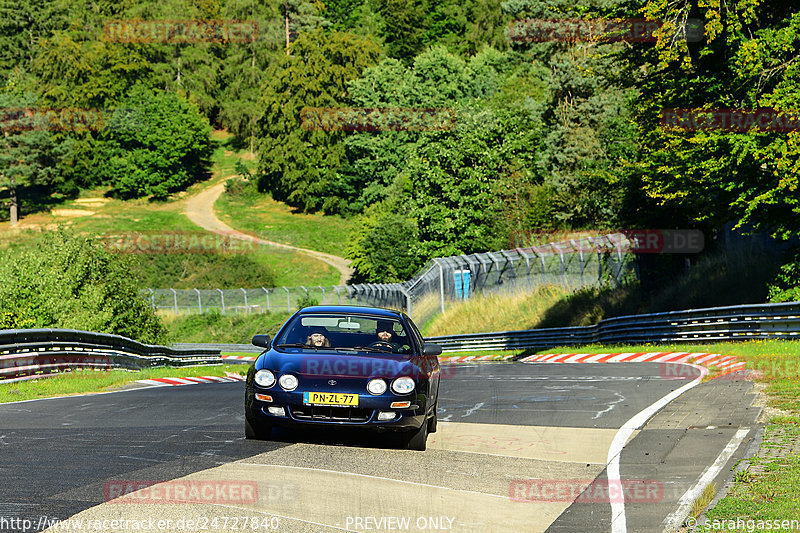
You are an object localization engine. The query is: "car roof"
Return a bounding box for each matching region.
[295,305,404,319]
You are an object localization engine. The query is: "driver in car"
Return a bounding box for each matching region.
[373,321,400,351]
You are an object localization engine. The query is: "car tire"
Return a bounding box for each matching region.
[404,419,428,451]
[244,416,272,440]
[427,401,438,434]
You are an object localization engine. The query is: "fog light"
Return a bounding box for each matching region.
[267,406,286,417]
[255,394,272,402]
[390,401,411,409]
[377,411,396,421]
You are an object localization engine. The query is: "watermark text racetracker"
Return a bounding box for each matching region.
[661,108,800,133]
[100,231,255,254]
[300,107,456,132]
[104,19,258,44]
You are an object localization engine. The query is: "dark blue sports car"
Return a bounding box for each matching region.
[244,306,442,450]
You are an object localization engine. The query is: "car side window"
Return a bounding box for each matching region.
[406,319,425,353]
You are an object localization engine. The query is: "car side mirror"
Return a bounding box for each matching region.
[422,343,442,356]
[252,334,271,348]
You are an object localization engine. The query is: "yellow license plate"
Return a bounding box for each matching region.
[303,392,359,406]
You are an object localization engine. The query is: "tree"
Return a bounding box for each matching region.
[0,229,167,343]
[255,29,381,212]
[0,92,62,224]
[97,85,213,199]
[628,0,800,238]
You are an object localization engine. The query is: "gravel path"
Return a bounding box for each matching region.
[183,181,353,285]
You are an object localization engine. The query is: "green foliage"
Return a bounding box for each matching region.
[97,85,213,199]
[163,309,292,343]
[130,252,277,289]
[768,251,800,303]
[631,1,800,237]
[347,199,420,283]
[0,229,167,343]
[224,176,260,201]
[0,92,66,221]
[256,29,381,212]
[296,292,320,309]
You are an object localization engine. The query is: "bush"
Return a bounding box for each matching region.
[224,176,260,202]
[769,251,800,303]
[0,229,167,343]
[297,293,319,309]
[98,85,213,199]
[130,253,277,289]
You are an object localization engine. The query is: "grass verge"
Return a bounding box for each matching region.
[162,310,293,343]
[0,364,247,404]
[215,186,354,257]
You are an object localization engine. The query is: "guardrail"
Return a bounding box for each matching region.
[425,302,800,352]
[0,329,222,383]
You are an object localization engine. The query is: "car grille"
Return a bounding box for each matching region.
[289,405,373,423]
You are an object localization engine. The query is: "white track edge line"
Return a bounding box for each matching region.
[608,362,708,533]
[661,427,751,532]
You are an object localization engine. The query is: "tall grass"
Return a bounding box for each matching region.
[162,310,293,343]
[424,247,785,336]
[422,285,571,336]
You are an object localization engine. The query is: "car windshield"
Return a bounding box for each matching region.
[274,314,412,354]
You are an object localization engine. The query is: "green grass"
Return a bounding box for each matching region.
[704,424,800,525]
[163,310,293,343]
[0,131,343,289]
[421,286,573,336]
[215,187,355,257]
[0,364,247,404]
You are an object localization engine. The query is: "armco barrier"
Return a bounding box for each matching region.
[0,329,222,382]
[425,302,800,352]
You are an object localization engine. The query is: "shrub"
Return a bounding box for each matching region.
[768,251,800,303]
[0,229,167,343]
[98,85,213,199]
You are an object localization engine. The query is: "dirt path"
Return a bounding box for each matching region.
[183,181,353,285]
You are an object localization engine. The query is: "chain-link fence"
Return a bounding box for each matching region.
[146,233,636,322]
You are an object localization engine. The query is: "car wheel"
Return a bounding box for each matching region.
[427,401,438,434]
[244,416,272,440]
[404,419,428,451]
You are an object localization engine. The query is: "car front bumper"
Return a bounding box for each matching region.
[245,387,426,431]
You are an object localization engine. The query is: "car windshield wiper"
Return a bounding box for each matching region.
[351,345,394,354]
[274,343,319,351]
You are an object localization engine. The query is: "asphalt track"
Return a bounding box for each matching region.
[0,362,761,532]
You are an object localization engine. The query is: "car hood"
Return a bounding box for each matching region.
[256,350,425,380]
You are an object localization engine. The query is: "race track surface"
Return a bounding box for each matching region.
[0,362,761,532]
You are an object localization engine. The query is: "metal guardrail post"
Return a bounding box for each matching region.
[262,287,270,312]
[284,287,290,311]
[319,286,325,304]
[335,286,341,304]
[240,288,248,314]
[148,288,155,310]
[217,288,225,315]
[194,288,202,314]
[170,288,178,314]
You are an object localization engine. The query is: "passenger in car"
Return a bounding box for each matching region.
[306,327,331,347]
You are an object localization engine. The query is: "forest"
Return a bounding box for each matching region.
[0,0,798,287]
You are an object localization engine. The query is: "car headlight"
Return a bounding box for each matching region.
[279,374,299,391]
[391,376,415,395]
[255,369,276,388]
[367,378,387,395]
